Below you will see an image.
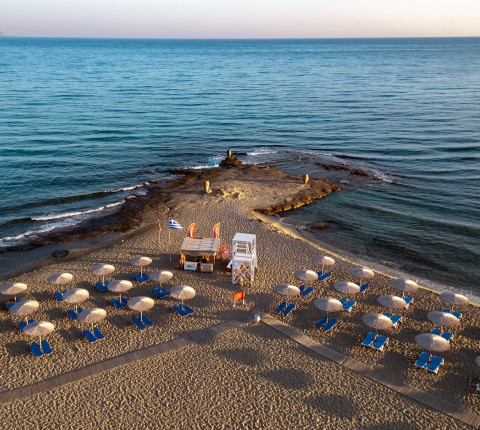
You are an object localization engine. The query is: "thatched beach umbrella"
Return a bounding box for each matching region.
[350,267,374,286]
[62,288,89,313]
[149,270,173,283]
[334,281,360,295]
[129,256,152,277]
[23,321,54,344]
[0,282,27,302]
[426,311,459,328]
[294,269,318,282]
[170,285,196,304]
[391,278,418,297]
[127,296,154,321]
[439,292,469,310]
[415,333,450,353]
[313,256,335,275]
[274,284,300,297]
[314,297,343,321]
[48,272,73,285]
[377,295,407,310]
[9,300,39,323]
[362,313,393,331]
[78,308,107,330]
[91,264,115,284]
[107,280,133,302]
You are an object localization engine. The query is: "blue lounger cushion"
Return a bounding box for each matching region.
[111,298,124,309]
[30,342,43,357]
[431,328,441,336]
[140,315,154,327]
[372,335,388,351]
[426,356,444,374]
[151,288,165,299]
[132,273,147,283]
[317,271,331,281]
[275,301,287,313]
[160,287,170,296]
[339,297,346,304]
[301,287,314,297]
[283,303,295,315]
[120,297,128,307]
[383,312,392,318]
[7,302,16,309]
[414,352,430,369]
[96,282,107,292]
[452,311,462,319]
[323,319,337,331]
[132,316,147,330]
[41,340,52,355]
[19,319,35,332]
[403,296,413,306]
[67,309,78,320]
[359,284,369,293]
[93,326,105,340]
[142,274,150,281]
[180,304,195,314]
[342,300,356,312]
[362,332,376,347]
[172,305,189,317]
[441,332,453,342]
[477,378,480,392]
[390,315,402,326]
[54,291,64,302]
[315,316,327,328]
[83,329,97,343]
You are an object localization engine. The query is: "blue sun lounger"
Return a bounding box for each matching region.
[431,328,453,342]
[299,285,314,297]
[133,273,150,283]
[172,305,189,317]
[83,329,97,343]
[275,301,287,313]
[96,281,108,292]
[139,315,154,327]
[19,319,35,332]
[323,318,337,331]
[384,312,402,328]
[414,352,430,369]
[93,326,105,340]
[442,308,462,319]
[317,271,331,281]
[132,316,147,330]
[111,298,124,309]
[283,303,296,316]
[372,335,388,351]
[30,342,43,357]
[151,288,166,299]
[179,304,195,314]
[426,356,444,374]
[359,284,369,293]
[54,291,64,302]
[342,300,356,312]
[397,294,413,307]
[315,316,327,328]
[362,332,376,347]
[67,308,83,320]
[41,340,53,355]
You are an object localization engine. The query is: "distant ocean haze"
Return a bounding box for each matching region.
[0,37,479,298]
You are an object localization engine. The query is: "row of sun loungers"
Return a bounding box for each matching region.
[414,352,444,374]
[30,340,53,357]
[361,332,389,351]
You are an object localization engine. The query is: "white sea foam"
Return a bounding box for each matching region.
[246,149,279,156]
[32,201,124,221]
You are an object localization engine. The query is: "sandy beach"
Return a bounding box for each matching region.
[0,160,479,428]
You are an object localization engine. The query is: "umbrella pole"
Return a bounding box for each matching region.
[140,266,143,277]
[321,264,325,276]
[102,275,105,285]
[140,311,143,322]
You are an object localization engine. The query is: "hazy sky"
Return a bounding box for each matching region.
[1,0,479,38]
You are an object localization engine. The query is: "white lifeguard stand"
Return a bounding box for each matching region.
[231,233,257,286]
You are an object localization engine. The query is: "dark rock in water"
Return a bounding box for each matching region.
[308,222,331,231]
[219,156,244,168]
[52,250,70,258]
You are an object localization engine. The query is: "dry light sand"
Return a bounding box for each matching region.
[0,164,479,429]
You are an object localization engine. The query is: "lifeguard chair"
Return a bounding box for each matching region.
[231,233,257,286]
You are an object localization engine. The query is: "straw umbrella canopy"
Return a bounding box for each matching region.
[9,300,39,323]
[362,313,393,331]
[149,270,173,283]
[48,272,73,285]
[294,269,318,282]
[377,295,407,310]
[314,297,343,321]
[415,333,450,353]
[23,321,54,344]
[427,311,460,328]
[78,308,107,330]
[0,282,27,301]
[129,256,152,276]
[91,264,115,284]
[439,292,470,310]
[313,255,335,275]
[170,285,196,304]
[475,356,480,367]
[62,288,89,313]
[391,278,419,297]
[350,267,374,286]
[274,284,300,297]
[107,280,133,301]
[334,281,360,295]
[127,296,154,321]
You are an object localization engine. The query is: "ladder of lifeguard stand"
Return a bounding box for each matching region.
[231,233,257,286]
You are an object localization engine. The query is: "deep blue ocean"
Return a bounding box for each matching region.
[0,38,479,298]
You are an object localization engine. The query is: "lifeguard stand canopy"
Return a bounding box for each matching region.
[232,233,257,286]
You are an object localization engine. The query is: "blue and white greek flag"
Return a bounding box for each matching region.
[169,218,184,230]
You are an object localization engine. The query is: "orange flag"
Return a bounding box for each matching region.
[213,223,220,239]
[187,223,196,238]
[233,291,245,302]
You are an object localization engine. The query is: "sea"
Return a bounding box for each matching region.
[0,37,479,299]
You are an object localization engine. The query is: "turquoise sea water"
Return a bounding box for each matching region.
[0,38,479,297]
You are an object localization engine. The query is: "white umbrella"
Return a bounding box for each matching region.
[91,264,115,284]
[23,321,54,344]
[426,311,459,327]
[62,288,89,313]
[129,256,152,277]
[48,272,73,285]
[350,267,374,286]
[274,284,300,297]
[78,308,107,330]
[149,270,173,283]
[9,300,39,322]
[391,278,419,297]
[294,269,318,282]
[127,296,154,321]
[170,285,196,304]
[362,313,393,331]
[0,282,27,301]
[415,333,450,353]
[107,280,133,301]
[377,295,407,310]
[439,292,470,309]
[314,297,343,321]
[313,256,335,276]
[334,281,360,295]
